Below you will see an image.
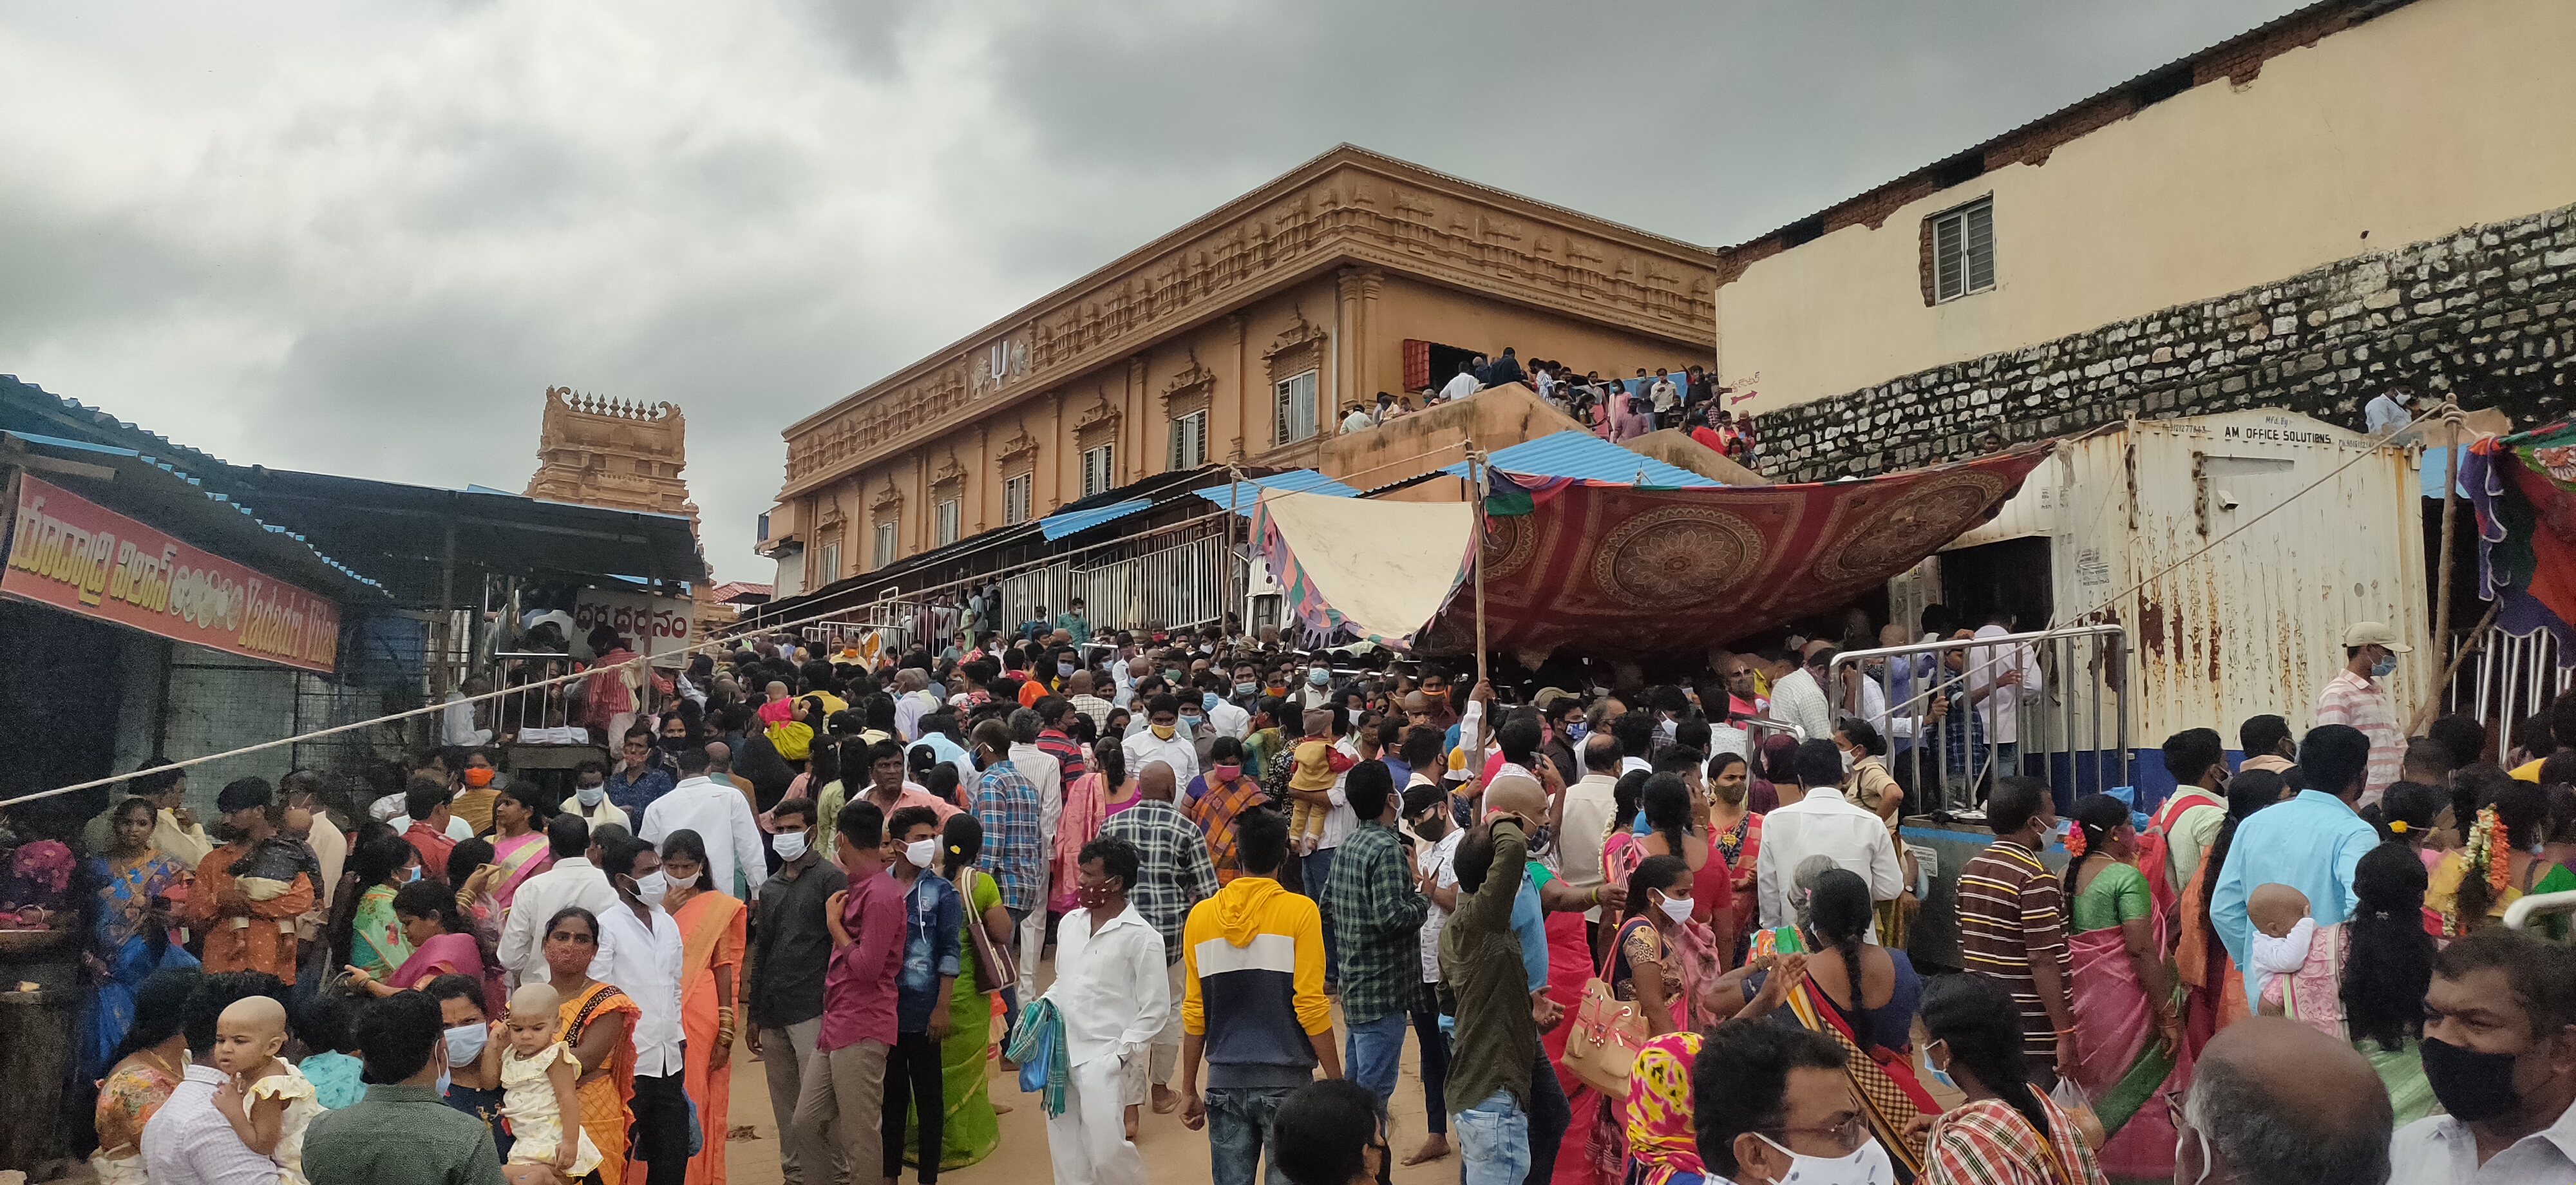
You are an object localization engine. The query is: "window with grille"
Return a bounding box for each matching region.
[1004,473,1033,525]
[936,498,960,546]
[1081,445,1115,497]
[822,539,844,580]
[1274,370,1318,445]
[1168,410,1208,469]
[1932,197,1995,302]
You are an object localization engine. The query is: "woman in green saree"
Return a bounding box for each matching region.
[343,834,421,979]
[907,811,1014,1168]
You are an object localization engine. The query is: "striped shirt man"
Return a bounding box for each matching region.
[1956,838,2069,1061]
[2312,668,2402,803]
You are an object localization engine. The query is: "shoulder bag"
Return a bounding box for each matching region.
[1562,917,1652,1095]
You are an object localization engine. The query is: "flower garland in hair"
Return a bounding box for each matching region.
[2063,826,2089,861]
[2452,806,2510,937]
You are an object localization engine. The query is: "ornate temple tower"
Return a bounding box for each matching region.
[526,386,699,521]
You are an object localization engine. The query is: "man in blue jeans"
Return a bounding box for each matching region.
[1180,808,1343,1185]
[1440,795,1549,1185]
[1325,762,1428,1114]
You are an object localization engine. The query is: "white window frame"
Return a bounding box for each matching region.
[1003,473,1033,525]
[1081,444,1115,497]
[1274,370,1319,445]
[1168,409,1208,470]
[870,521,894,567]
[935,497,960,546]
[1932,196,1995,303]
[820,539,844,580]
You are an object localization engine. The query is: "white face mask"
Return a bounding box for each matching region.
[904,838,938,869]
[663,871,700,890]
[575,782,605,807]
[1656,891,1693,925]
[629,871,668,908]
[1751,1133,1895,1185]
[772,829,810,862]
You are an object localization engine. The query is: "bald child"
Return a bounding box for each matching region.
[211,994,322,1183]
[493,981,600,1183]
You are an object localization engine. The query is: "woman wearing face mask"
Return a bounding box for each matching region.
[451,750,502,835]
[1835,720,1918,951]
[346,879,502,1014]
[2175,768,2291,1056]
[542,905,641,1183]
[1622,774,1729,1026]
[346,834,422,979]
[2060,793,2184,1178]
[1917,974,2108,1185]
[659,830,744,1183]
[1728,866,1935,1179]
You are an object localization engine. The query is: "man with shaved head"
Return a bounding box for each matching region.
[1100,759,1218,1114]
[2177,1017,2391,1185]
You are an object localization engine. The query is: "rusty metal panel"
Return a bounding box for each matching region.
[1937,410,2422,779]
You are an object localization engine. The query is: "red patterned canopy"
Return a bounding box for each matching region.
[1413,447,2050,661]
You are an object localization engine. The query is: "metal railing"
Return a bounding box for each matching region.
[2505,889,2576,934]
[1828,625,2131,812]
[2470,629,2575,757]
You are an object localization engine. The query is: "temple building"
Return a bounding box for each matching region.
[760,144,1725,594]
[524,385,736,629]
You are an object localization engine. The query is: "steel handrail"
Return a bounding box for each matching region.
[2504,889,2576,933]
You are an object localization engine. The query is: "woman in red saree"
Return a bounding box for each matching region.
[346,879,501,1014]
[2175,770,2291,1060]
[658,830,746,1185]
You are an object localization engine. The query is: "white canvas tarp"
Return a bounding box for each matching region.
[1251,489,1477,649]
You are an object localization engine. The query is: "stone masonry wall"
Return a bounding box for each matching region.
[1757,201,2576,481]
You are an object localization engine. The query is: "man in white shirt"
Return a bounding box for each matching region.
[1765,647,1837,744]
[594,834,692,1183]
[2385,931,2576,1185]
[1754,739,1904,933]
[639,745,770,900]
[2365,384,2414,437]
[560,761,632,835]
[1202,678,1252,741]
[1121,693,1200,792]
[140,976,283,1185]
[1965,618,2043,779]
[1648,368,1680,426]
[1041,833,1170,1185]
[441,676,493,746]
[2177,1017,2392,1185]
[1340,404,1376,434]
[1558,735,1624,936]
[497,816,623,987]
[891,668,937,742]
[1439,362,1480,403]
[1007,706,1066,1010]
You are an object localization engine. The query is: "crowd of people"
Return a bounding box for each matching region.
[6,603,2576,1185]
[1327,344,1763,466]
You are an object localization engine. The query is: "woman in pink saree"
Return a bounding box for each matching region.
[346,878,502,1014]
[486,784,553,909]
[2061,795,2187,1180]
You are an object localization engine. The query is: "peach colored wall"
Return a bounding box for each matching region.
[803,271,1714,585]
[1716,0,2576,414]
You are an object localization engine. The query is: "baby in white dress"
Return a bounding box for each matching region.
[483,983,601,1185]
[208,995,323,1185]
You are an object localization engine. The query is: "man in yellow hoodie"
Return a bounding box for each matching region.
[1177,808,1342,1185]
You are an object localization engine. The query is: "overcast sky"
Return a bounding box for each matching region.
[1,0,2310,583]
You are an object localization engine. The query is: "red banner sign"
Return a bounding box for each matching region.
[5,475,341,672]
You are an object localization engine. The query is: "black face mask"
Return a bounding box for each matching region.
[2421,1035,2525,1123]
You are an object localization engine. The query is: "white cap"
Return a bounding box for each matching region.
[2342,622,2413,652]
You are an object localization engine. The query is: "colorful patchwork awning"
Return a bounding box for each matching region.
[2464,421,2576,659]
[1410,448,2050,661]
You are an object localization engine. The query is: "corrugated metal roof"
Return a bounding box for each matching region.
[1193,469,1363,514]
[1437,431,1720,488]
[1037,497,1155,541]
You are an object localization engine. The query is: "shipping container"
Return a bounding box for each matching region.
[1888,408,2426,804]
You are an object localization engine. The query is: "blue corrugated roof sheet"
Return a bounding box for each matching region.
[1437,431,1719,488]
[1192,469,1363,514]
[1036,497,1156,541]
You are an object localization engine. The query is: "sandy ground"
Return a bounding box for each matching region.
[723,973,1459,1185]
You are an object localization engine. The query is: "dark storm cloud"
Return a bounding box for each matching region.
[0,0,2307,580]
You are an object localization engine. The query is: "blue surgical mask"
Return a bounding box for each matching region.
[1922,1040,1958,1091]
[1181,713,1204,730]
[1235,681,1256,697]
[1567,722,1589,742]
[1309,669,1330,687]
[1059,662,1075,676]
[2372,652,2398,678]
[445,1021,488,1066]
[1202,692,1221,712]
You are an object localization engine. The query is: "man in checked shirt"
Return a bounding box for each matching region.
[1101,759,1220,1115]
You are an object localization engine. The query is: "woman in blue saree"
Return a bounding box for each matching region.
[79,797,196,1086]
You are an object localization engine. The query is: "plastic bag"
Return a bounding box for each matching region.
[2050,1077,2107,1150]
